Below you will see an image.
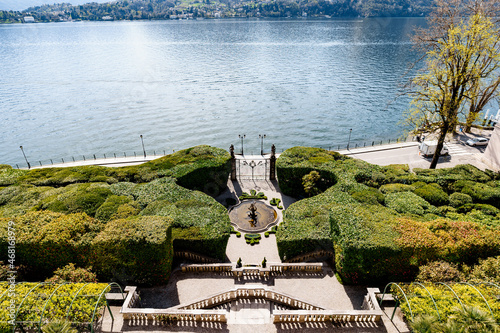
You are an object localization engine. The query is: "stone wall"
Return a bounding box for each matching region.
[483,124,500,170]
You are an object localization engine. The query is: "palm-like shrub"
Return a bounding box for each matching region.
[451,305,499,333]
[42,320,78,333]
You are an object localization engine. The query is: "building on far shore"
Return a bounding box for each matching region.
[483,123,500,171]
[102,16,114,21]
[23,16,35,23]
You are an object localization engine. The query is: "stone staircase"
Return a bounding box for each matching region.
[228,298,272,324]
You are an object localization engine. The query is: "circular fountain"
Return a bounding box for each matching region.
[228,200,278,233]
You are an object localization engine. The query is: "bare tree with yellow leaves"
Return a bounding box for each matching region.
[405,0,500,169]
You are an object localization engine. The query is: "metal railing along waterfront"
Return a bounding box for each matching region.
[12,136,417,169]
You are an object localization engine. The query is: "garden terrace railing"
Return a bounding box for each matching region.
[285,250,334,263]
[120,287,227,323]
[175,251,222,264]
[179,262,324,277]
[173,287,325,311]
[120,286,384,325]
[180,263,232,273]
[272,310,383,323]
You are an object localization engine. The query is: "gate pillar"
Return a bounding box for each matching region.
[230,144,237,181]
[269,144,276,180]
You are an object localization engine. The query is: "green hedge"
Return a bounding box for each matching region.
[0,211,102,278]
[38,183,112,217]
[0,164,27,186]
[138,179,231,260]
[379,183,415,194]
[413,184,449,206]
[91,216,173,286]
[460,182,500,208]
[449,192,473,208]
[14,146,230,195]
[276,186,356,260]
[274,147,500,285]
[276,147,342,197]
[0,185,57,217]
[330,204,408,284]
[133,145,231,196]
[385,191,437,216]
[351,188,384,205]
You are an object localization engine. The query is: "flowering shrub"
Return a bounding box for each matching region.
[46,263,97,283]
[415,261,464,283]
[392,283,500,323]
[395,218,500,264]
[0,282,110,333]
[0,211,101,279]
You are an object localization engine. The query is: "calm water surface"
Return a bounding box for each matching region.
[0,18,426,166]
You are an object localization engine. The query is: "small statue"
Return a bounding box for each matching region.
[248,201,258,226]
[271,144,276,156]
[230,144,235,158]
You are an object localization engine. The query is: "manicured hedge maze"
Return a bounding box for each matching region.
[0,146,231,285]
[276,146,500,284]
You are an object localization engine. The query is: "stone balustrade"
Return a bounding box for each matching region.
[174,251,221,263]
[179,262,323,276]
[176,286,324,311]
[272,310,383,323]
[362,288,382,311]
[285,250,334,263]
[120,286,383,325]
[121,286,227,323]
[180,263,233,273]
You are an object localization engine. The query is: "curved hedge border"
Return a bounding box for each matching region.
[276,147,343,198]
[275,147,500,285]
[0,146,231,284]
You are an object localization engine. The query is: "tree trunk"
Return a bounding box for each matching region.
[429,124,448,169]
[464,109,478,133]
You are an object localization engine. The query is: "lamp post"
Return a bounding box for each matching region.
[259,134,266,155]
[20,146,30,169]
[239,134,246,155]
[140,135,146,158]
[347,129,353,150]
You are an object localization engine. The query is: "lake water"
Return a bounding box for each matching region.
[0,18,427,167]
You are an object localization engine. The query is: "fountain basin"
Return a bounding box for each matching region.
[228,200,278,233]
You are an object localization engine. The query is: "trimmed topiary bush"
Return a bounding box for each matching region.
[276,147,341,198]
[0,211,102,280]
[351,188,384,205]
[460,182,500,208]
[468,255,500,283]
[0,164,27,186]
[415,261,464,283]
[138,179,231,260]
[456,203,500,216]
[385,192,436,216]
[46,263,97,283]
[449,192,473,208]
[413,184,449,206]
[379,183,415,194]
[39,183,113,217]
[239,190,267,200]
[92,216,173,286]
[95,195,139,222]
